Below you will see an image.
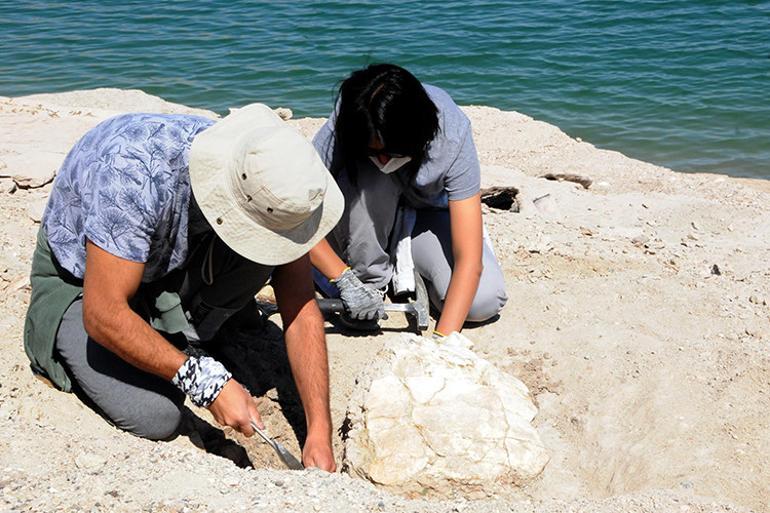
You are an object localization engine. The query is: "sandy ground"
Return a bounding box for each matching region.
[0,89,768,513]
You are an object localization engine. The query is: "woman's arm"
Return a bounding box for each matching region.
[435,193,484,335]
[309,238,348,281]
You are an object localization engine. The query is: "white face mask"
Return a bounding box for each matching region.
[369,155,412,174]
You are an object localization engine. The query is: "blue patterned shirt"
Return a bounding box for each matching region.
[43,113,215,282]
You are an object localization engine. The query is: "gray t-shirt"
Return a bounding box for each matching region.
[312,84,481,209]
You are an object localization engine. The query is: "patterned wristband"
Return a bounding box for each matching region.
[172,356,232,408]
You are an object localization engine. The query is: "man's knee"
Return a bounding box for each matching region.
[115,397,183,441]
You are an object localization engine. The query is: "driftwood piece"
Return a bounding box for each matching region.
[541,173,592,189]
[0,171,56,190]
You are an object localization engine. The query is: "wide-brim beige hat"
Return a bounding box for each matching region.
[189,103,344,266]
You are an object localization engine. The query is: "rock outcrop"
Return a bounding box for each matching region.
[343,333,549,497]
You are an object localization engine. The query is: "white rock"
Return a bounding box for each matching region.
[0,177,16,194]
[11,169,56,189]
[74,452,106,473]
[221,474,240,487]
[26,197,48,223]
[532,193,559,216]
[343,333,549,497]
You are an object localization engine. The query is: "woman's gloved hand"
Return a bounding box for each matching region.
[334,268,385,321]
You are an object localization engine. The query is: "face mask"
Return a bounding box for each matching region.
[369,155,412,174]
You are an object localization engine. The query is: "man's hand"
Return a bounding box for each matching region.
[302,432,336,472]
[335,268,385,320]
[207,379,263,436]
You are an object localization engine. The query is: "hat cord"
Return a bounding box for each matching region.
[201,235,216,286]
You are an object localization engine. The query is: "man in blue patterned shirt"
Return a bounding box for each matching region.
[24,104,343,471]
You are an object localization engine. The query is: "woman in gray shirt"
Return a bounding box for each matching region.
[310,63,507,334]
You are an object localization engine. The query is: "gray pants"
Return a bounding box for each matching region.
[55,235,272,440]
[327,160,508,322]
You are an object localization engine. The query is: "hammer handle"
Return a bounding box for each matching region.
[316,298,345,314]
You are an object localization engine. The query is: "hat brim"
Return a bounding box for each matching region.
[189,104,344,266]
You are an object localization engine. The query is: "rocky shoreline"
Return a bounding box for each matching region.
[0,89,767,512]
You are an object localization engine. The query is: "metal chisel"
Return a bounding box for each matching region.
[250,420,304,470]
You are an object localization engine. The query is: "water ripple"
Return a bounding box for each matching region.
[1,0,768,177]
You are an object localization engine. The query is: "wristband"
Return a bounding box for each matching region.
[331,266,351,283]
[172,356,232,407]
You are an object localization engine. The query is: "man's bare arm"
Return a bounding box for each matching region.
[272,254,336,471]
[82,240,263,435]
[82,240,187,378]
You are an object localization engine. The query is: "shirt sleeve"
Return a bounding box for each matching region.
[443,126,482,202]
[312,117,336,170]
[81,146,162,264]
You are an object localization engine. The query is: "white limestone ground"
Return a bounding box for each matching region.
[0,89,768,513]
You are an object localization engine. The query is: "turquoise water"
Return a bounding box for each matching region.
[1,1,768,178]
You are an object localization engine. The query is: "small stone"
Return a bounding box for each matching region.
[221,474,239,487]
[273,107,293,120]
[26,197,48,223]
[710,264,721,276]
[532,193,558,215]
[273,479,284,487]
[12,169,56,189]
[74,452,106,473]
[0,178,16,194]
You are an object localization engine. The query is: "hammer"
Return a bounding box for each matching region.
[316,271,430,333]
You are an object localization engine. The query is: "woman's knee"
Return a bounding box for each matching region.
[466,285,508,323]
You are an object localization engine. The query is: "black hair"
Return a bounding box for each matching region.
[330,63,439,180]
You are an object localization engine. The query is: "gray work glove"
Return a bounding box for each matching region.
[334,268,386,321]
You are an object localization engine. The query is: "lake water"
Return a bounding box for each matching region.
[1,1,768,178]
